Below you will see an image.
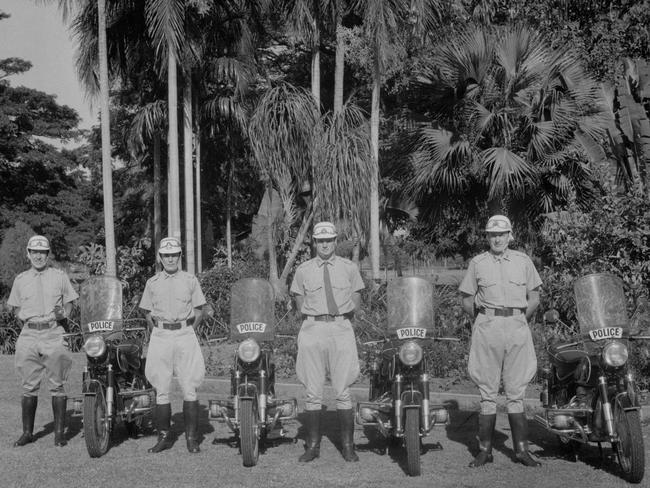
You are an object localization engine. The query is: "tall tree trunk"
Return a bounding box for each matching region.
[267,180,279,286]
[226,159,234,269]
[183,80,195,274]
[311,20,321,110]
[333,16,344,114]
[97,0,116,277]
[168,51,181,242]
[370,61,381,280]
[153,132,162,272]
[195,115,202,273]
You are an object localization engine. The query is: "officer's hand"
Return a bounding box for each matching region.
[355,308,366,322]
[53,306,66,321]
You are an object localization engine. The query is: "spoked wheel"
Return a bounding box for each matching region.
[613,399,645,483]
[239,399,260,467]
[404,408,421,476]
[83,388,111,458]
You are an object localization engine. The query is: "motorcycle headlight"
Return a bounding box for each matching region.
[237,338,260,363]
[399,341,423,366]
[602,340,628,368]
[84,335,107,358]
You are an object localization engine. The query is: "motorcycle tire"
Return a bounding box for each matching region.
[83,389,111,458]
[404,408,421,476]
[239,398,260,467]
[613,398,645,484]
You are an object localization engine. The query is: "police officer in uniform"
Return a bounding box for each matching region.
[459,215,542,467]
[139,237,207,453]
[290,221,365,463]
[8,235,78,447]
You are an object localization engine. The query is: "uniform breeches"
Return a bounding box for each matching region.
[468,315,537,414]
[15,327,72,397]
[145,326,205,404]
[296,319,360,411]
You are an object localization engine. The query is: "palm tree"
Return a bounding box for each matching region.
[354,0,444,279]
[248,83,319,292]
[145,0,185,244]
[43,0,117,275]
[408,24,608,221]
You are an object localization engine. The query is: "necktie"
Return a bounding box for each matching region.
[323,262,339,315]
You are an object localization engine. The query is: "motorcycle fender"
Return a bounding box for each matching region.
[237,383,258,400]
[401,390,423,406]
[83,379,104,396]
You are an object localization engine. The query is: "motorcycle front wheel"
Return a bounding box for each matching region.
[613,398,645,483]
[239,398,260,467]
[83,388,111,457]
[404,408,421,476]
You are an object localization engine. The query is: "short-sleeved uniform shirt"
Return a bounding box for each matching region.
[8,267,79,320]
[139,270,207,321]
[291,255,364,315]
[458,249,542,308]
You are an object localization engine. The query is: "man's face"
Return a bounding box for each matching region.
[27,250,49,271]
[160,252,181,273]
[314,238,336,260]
[487,231,509,255]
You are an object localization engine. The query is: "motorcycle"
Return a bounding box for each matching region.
[70,275,155,458]
[356,276,453,477]
[534,273,649,483]
[208,278,297,467]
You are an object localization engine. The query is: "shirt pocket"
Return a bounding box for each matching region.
[477,276,497,289]
[303,276,323,294]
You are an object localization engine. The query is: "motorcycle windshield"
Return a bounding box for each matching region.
[229,278,276,342]
[386,277,435,339]
[79,276,123,334]
[574,273,629,334]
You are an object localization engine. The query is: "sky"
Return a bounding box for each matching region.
[0,0,97,130]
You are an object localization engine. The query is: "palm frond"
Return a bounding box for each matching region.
[481,147,536,199]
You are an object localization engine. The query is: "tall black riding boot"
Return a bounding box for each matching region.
[52,396,67,447]
[14,396,38,447]
[508,412,541,467]
[149,403,174,453]
[298,410,321,462]
[338,408,359,462]
[183,400,200,453]
[469,413,496,467]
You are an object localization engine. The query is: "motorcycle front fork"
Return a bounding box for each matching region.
[232,369,268,423]
[597,376,615,440]
[393,373,429,434]
[106,364,115,427]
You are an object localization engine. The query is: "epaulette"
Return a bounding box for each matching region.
[15,270,30,280]
[507,249,529,259]
[337,256,354,266]
[473,251,491,263]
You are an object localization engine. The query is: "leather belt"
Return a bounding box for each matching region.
[478,307,526,317]
[25,321,56,330]
[156,317,195,330]
[305,312,353,322]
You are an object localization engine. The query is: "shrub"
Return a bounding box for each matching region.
[0,221,35,294]
[538,187,650,388]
